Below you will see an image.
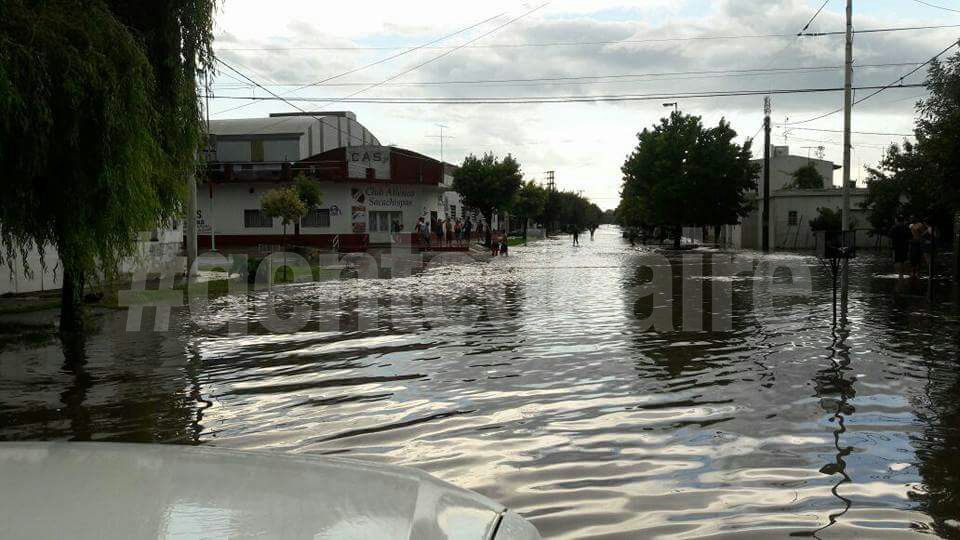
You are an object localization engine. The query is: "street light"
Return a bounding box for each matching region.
[663,102,679,113]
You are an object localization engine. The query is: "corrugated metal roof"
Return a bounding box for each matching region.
[209,116,324,137]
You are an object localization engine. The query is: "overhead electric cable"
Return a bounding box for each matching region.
[206,83,926,105]
[786,39,959,125]
[911,0,960,13]
[212,24,960,52]
[289,2,550,110]
[779,126,915,136]
[208,62,923,89]
[214,9,509,115]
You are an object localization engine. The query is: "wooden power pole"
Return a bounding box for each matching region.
[840,0,854,312]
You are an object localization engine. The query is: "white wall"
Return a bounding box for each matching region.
[737,189,870,250]
[197,181,446,239]
[0,247,62,295]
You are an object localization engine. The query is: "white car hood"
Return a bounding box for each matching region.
[0,443,539,540]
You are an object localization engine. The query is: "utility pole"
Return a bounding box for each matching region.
[438,123,446,163]
[840,0,854,313]
[186,171,198,277]
[762,96,771,253]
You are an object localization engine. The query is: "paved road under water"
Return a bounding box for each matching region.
[2,226,960,538]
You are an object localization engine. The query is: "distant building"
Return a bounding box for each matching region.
[198,112,465,251]
[691,146,871,251]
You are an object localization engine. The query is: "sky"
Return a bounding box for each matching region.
[209,0,960,209]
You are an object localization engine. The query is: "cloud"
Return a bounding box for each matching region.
[210,1,952,207]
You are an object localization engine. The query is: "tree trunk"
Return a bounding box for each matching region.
[953,211,959,284]
[60,265,85,335]
[483,209,493,247]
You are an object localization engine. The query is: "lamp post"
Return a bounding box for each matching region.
[663,102,679,114]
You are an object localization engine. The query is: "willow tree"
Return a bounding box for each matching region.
[0,0,215,333]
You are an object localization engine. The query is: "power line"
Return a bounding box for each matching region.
[214,59,438,163]
[209,62,923,89]
[212,24,960,52]
[214,9,510,116]
[912,0,960,13]
[758,0,831,88]
[273,2,550,117]
[780,126,915,136]
[800,0,832,34]
[786,39,959,125]
[206,83,926,105]
[800,23,960,36]
[852,41,959,106]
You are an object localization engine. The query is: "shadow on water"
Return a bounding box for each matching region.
[3,227,960,538]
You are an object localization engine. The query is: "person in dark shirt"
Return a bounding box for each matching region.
[889,218,911,280]
[909,220,931,280]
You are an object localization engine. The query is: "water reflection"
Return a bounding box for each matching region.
[2,226,960,538]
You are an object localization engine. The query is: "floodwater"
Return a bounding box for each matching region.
[2,226,960,538]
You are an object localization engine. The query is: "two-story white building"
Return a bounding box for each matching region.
[199,112,465,252]
[696,146,871,251]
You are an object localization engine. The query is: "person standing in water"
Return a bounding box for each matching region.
[909,220,930,280]
[573,229,580,246]
[417,217,430,248]
[889,217,911,281]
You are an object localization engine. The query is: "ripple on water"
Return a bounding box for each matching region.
[2,227,960,538]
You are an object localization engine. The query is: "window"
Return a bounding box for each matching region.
[369,211,403,233]
[788,211,798,226]
[244,209,272,228]
[251,140,265,162]
[450,205,457,218]
[302,208,331,228]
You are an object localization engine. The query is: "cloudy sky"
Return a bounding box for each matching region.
[210,0,960,209]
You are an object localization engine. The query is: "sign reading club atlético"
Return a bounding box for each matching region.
[347,145,390,179]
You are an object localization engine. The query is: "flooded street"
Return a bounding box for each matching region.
[2,226,960,538]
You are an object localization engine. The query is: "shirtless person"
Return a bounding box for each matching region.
[909,220,930,280]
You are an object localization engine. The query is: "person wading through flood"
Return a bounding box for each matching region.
[572,228,580,246]
[909,220,931,281]
[889,216,911,281]
[417,216,430,248]
[434,218,444,247]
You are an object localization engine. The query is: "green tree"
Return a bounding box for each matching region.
[261,187,306,283]
[0,0,216,335]
[261,187,307,244]
[862,142,939,236]
[862,52,960,238]
[787,163,826,189]
[452,153,523,246]
[601,209,617,224]
[620,112,758,248]
[295,174,323,209]
[510,180,548,240]
[809,207,856,233]
[915,54,960,217]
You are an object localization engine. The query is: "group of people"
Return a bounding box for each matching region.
[571,225,598,246]
[415,216,477,248]
[889,217,934,281]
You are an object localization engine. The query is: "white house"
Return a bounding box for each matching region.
[199,112,468,251]
[699,146,871,251]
